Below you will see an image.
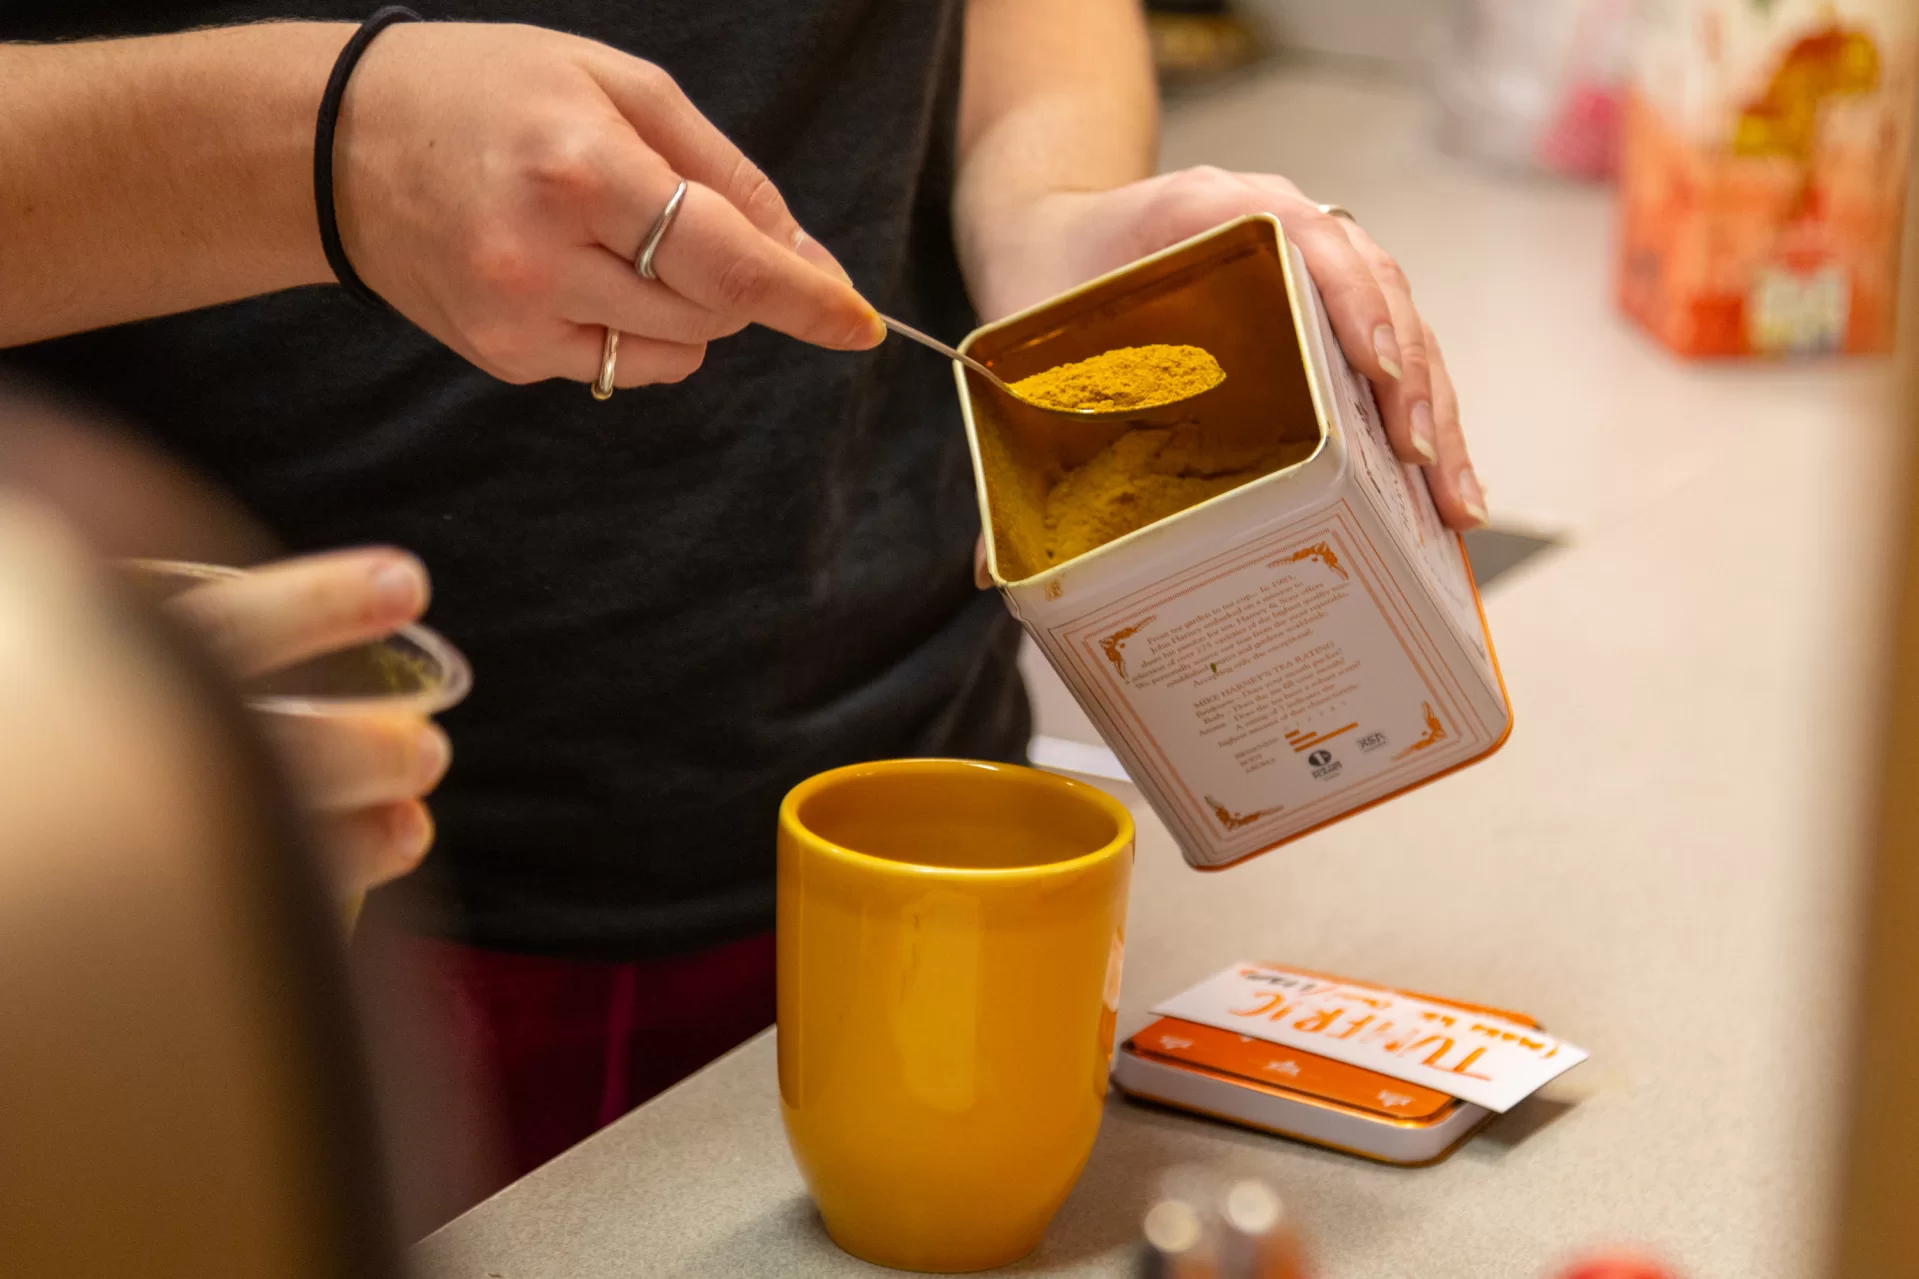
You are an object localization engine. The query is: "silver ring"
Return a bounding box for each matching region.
[1316,202,1356,222]
[636,179,689,281]
[591,180,688,401]
[591,328,619,401]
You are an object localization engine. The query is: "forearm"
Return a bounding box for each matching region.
[952,0,1157,314]
[0,24,351,348]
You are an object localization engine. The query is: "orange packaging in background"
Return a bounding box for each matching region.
[1618,0,1916,356]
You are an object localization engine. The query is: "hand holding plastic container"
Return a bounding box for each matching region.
[123,555,470,931]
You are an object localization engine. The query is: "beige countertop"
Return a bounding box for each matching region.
[412,64,1909,1279]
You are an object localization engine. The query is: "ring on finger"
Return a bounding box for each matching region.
[591,328,620,401]
[1316,202,1357,222]
[590,179,690,401]
[636,178,690,281]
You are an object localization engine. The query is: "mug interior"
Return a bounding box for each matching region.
[793,763,1126,871]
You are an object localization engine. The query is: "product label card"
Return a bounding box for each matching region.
[1151,963,1587,1113]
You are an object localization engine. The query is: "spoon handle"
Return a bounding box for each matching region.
[880,315,1010,393]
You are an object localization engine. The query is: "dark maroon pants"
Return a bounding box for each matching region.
[400,930,776,1187]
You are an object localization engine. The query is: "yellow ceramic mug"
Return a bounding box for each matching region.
[777,759,1134,1273]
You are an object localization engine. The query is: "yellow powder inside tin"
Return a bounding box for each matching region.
[1042,425,1313,565]
[1010,344,1225,413]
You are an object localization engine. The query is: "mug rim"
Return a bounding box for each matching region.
[779,757,1135,881]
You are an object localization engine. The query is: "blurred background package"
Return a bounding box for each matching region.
[1618,0,1916,357]
[1430,0,1634,179]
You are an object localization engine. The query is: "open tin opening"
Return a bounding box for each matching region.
[959,217,1327,584]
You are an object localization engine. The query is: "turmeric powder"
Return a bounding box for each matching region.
[1011,344,1225,413]
[1042,425,1313,564]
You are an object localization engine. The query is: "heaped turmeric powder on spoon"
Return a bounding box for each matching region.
[1010,344,1225,414]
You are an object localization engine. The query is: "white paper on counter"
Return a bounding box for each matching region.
[1151,963,1587,1113]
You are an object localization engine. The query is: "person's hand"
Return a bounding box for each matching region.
[334,23,884,389]
[164,548,449,899]
[967,167,1487,533]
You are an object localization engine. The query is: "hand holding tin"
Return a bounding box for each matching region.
[961,169,1486,529]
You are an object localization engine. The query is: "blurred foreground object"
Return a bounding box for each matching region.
[0,381,503,1240]
[1137,1169,1307,1279]
[0,500,403,1279]
[1430,0,1631,178]
[1131,1170,1691,1278]
[1618,1,1916,356]
[1147,0,1264,81]
[1830,254,1919,1271]
[0,378,273,565]
[1556,1256,1681,1279]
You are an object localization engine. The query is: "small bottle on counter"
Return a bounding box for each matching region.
[1137,1195,1216,1279]
[1216,1178,1307,1279]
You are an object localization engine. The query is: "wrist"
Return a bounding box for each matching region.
[955,187,1102,321]
[166,23,354,291]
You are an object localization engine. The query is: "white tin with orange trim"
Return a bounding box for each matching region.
[956,215,1512,870]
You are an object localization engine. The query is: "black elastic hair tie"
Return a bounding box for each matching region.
[315,6,421,310]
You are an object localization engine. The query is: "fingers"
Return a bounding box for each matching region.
[647,181,882,350]
[590,55,805,247]
[1147,170,1402,386]
[317,799,436,896]
[1420,321,1487,530]
[560,324,708,387]
[973,534,992,589]
[1142,168,1479,527]
[581,77,880,352]
[1260,191,1403,386]
[169,548,429,681]
[1337,220,1436,465]
[263,713,451,812]
[791,231,856,286]
[557,252,748,346]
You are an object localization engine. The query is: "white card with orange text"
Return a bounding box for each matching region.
[1150,963,1587,1113]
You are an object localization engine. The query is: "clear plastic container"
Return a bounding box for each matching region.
[120,558,472,933]
[120,558,471,718]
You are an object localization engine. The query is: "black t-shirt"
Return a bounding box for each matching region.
[0,1,1028,959]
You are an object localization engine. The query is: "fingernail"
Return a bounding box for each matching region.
[851,309,886,350]
[373,558,426,617]
[1372,325,1403,380]
[394,802,434,860]
[417,723,452,789]
[1456,468,1490,527]
[793,228,855,286]
[1409,400,1437,463]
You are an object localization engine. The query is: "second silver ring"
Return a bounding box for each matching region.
[1316,202,1357,222]
[593,178,692,401]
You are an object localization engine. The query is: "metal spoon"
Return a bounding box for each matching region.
[880,315,1215,420]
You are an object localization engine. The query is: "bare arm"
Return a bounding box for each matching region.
[952,0,1156,321]
[0,26,347,346]
[0,22,878,379]
[950,0,1487,531]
